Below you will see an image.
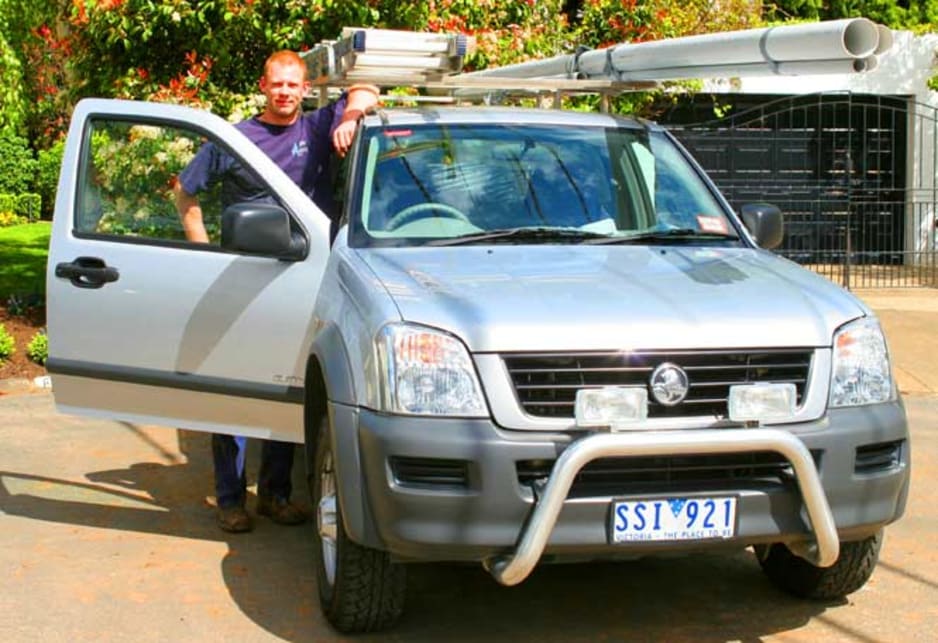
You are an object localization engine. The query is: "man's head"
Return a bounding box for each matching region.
[259,51,309,125]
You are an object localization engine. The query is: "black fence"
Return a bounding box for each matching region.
[665,93,938,288]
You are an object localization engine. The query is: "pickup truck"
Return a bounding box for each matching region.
[46,98,910,633]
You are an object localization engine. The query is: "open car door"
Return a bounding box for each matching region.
[45,99,332,443]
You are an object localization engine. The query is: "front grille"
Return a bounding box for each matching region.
[390,457,470,489]
[855,440,903,474]
[516,451,819,497]
[503,349,813,419]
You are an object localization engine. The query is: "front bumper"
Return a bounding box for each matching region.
[338,401,909,583]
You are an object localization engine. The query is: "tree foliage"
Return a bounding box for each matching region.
[67,0,428,109]
[766,0,938,30]
[0,0,35,136]
[0,0,69,144]
[0,32,25,135]
[0,133,38,194]
[576,0,761,48]
[422,0,571,70]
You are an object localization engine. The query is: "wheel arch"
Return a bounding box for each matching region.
[304,323,378,547]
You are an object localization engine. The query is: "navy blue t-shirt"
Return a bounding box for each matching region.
[178,97,345,215]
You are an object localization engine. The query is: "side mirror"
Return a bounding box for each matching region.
[221,202,307,260]
[740,203,784,250]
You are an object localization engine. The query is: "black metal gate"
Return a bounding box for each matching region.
[664,92,938,288]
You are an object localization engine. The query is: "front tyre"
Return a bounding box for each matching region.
[755,530,883,599]
[310,417,405,633]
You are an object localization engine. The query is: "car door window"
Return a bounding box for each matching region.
[76,118,280,247]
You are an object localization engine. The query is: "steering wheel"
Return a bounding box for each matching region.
[385,202,471,230]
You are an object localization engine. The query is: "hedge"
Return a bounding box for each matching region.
[0,193,41,221]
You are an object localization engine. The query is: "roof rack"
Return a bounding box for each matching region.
[302,20,894,108]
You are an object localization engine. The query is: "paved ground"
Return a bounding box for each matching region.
[0,288,935,642]
[855,288,938,397]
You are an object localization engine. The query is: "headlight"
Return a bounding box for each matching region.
[375,324,487,416]
[830,317,894,407]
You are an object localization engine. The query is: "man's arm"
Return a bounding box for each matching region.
[331,83,380,155]
[174,181,209,243]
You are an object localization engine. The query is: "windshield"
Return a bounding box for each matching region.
[349,122,738,247]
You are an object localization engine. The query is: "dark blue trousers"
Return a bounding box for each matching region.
[212,434,295,509]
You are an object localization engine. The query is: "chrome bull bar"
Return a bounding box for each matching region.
[484,428,839,586]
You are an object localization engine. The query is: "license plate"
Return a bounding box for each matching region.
[610,496,738,543]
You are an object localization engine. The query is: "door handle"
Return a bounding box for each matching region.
[55,257,120,289]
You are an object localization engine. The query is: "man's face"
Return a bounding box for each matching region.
[259,61,309,123]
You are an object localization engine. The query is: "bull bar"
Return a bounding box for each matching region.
[483,428,840,586]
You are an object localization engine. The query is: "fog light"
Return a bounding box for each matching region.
[575,387,648,430]
[728,383,796,422]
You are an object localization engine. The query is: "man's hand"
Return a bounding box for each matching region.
[332,118,359,157]
[332,83,379,157]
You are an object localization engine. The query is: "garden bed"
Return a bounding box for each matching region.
[0,305,46,382]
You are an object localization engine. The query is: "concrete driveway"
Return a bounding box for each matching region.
[0,289,935,641]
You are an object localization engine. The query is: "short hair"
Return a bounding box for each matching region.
[263,50,307,80]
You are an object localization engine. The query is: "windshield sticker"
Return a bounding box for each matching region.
[383,129,413,138]
[696,215,729,234]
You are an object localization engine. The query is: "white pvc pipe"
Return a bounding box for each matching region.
[874,25,894,55]
[465,54,576,78]
[861,54,879,73]
[616,56,877,81]
[462,18,888,83]
[594,18,880,75]
[763,17,880,59]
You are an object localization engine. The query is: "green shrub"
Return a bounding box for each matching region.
[37,141,64,219]
[0,132,38,194]
[5,292,42,316]
[0,324,14,364]
[0,211,28,227]
[17,193,41,221]
[0,32,26,135]
[0,194,42,221]
[26,330,47,365]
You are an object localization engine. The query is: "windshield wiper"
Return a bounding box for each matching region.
[425,227,611,246]
[584,227,739,245]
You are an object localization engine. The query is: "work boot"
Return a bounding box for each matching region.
[256,496,307,525]
[217,505,253,533]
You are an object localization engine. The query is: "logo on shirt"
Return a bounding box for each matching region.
[291,141,309,158]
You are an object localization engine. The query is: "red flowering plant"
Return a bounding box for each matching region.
[7,12,71,147]
[113,51,218,109]
[425,0,569,70]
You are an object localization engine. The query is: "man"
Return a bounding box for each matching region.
[174,50,379,533]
